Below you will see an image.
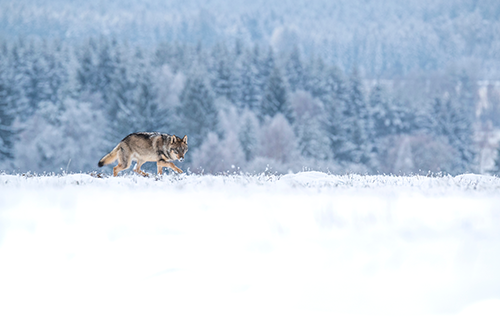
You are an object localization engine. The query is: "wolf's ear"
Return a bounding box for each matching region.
[182,135,188,144]
[170,136,177,144]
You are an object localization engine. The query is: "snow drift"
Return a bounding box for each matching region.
[1,172,500,333]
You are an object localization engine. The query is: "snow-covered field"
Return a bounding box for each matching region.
[1,171,500,333]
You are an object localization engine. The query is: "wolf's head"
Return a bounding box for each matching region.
[169,135,188,162]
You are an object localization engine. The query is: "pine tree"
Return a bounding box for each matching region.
[236,49,260,110]
[296,115,331,162]
[96,38,115,102]
[321,66,349,163]
[259,113,298,165]
[132,72,165,132]
[369,84,407,138]
[8,40,31,121]
[76,41,97,93]
[305,56,328,98]
[260,66,293,124]
[249,44,264,97]
[448,100,476,173]
[170,42,190,73]
[44,40,69,105]
[259,47,276,93]
[190,132,223,174]
[210,44,235,103]
[152,42,172,67]
[238,111,260,162]
[342,68,372,166]
[285,45,304,92]
[192,130,245,174]
[493,144,500,175]
[106,44,137,141]
[480,82,500,127]
[176,72,219,149]
[291,90,331,161]
[430,97,445,135]
[431,95,476,174]
[15,98,107,173]
[112,64,167,139]
[310,65,374,171]
[0,67,16,163]
[370,84,389,137]
[455,70,478,172]
[24,51,51,112]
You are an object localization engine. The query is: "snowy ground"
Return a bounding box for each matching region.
[1,171,500,333]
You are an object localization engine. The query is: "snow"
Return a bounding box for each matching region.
[1,171,500,333]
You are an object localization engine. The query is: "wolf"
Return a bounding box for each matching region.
[98,132,188,177]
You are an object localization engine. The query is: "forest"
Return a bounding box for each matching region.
[1,0,500,175]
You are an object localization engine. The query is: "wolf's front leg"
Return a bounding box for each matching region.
[133,161,149,177]
[157,161,183,174]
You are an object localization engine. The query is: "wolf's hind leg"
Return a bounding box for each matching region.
[113,165,126,177]
[113,149,132,176]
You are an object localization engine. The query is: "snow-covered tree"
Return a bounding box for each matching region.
[43,40,69,105]
[238,110,260,162]
[0,68,16,164]
[260,66,293,124]
[76,41,97,94]
[0,22,491,175]
[430,95,477,174]
[321,66,349,162]
[258,113,298,165]
[285,46,304,92]
[105,44,139,141]
[258,47,276,92]
[95,38,116,102]
[305,56,328,98]
[493,144,500,176]
[154,64,185,114]
[191,130,244,174]
[14,98,107,173]
[175,71,219,150]
[369,84,411,139]
[376,134,457,175]
[480,82,500,127]
[291,90,331,161]
[236,49,260,110]
[210,43,236,103]
[131,71,166,131]
[455,70,478,172]
[342,68,373,166]
[7,40,32,121]
[23,48,51,111]
[190,132,223,174]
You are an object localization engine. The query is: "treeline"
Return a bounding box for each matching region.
[0,37,491,175]
[3,0,500,78]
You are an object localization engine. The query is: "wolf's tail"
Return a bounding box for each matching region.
[98,145,120,167]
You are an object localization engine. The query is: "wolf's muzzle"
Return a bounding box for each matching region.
[179,157,184,162]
